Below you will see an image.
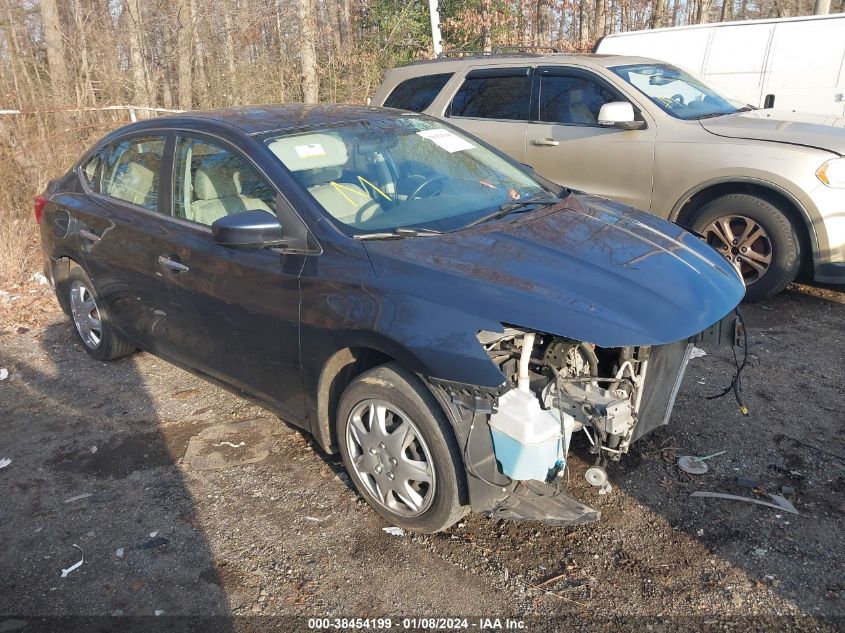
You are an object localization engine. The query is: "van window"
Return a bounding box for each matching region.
[450,71,532,120]
[383,73,453,112]
[538,74,616,125]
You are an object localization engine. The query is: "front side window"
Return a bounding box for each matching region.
[450,71,532,120]
[611,63,741,120]
[538,74,617,125]
[383,73,453,112]
[265,116,553,235]
[173,137,276,226]
[102,136,165,211]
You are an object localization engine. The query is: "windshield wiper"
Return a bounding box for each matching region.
[353,227,442,240]
[462,196,561,229]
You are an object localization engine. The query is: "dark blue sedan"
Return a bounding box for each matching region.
[37,105,744,532]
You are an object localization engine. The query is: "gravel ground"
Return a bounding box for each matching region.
[0,281,843,632]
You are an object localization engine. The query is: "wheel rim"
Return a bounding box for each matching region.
[69,280,102,349]
[702,215,772,286]
[345,399,436,517]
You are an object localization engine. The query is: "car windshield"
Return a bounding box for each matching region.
[265,116,555,235]
[610,63,743,121]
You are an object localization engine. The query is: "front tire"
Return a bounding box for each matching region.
[691,193,801,302]
[336,363,467,533]
[64,265,135,361]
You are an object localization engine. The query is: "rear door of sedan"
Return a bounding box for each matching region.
[75,132,178,351]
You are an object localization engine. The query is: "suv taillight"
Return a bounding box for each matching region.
[34,194,47,224]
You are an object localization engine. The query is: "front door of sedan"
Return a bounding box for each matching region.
[153,135,307,419]
[524,66,657,212]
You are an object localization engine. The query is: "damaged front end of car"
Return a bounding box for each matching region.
[428,315,739,526]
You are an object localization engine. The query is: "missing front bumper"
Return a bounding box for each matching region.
[488,481,600,526]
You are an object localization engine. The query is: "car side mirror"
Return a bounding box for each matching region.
[212,209,286,249]
[598,102,645,130]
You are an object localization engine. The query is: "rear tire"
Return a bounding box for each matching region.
[336,363,467,533]
[691,193,801,302]
[64,265,135,361]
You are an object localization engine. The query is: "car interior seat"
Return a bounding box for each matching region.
[107,150,160,209]
[566,88,597,125]
[189,159,272,226]
[267,133,383,226]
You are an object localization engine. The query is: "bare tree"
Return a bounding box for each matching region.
[651,0,667,28]
[482,0,492,52]
[298,0,319,103]
[124,0,151,105]
[176,0,193,109]
[38,0,70,103]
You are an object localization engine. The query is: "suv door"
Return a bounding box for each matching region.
[75,133,175,349]
[445,67,532,162]
[157,134,308,419]
[525,66,657,212]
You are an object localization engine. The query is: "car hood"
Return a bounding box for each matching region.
[362,194,745,348]
[700,110,845,155]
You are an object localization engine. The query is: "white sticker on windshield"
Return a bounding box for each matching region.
[416,129,476,153]
[294,143,326,159]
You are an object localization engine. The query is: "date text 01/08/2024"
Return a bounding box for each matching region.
[307,617,527,630]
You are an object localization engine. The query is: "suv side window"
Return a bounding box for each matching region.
[538,72,616,126]
[173,136,276,227]
[102,136,165,211]
[383,73,453,112]
[450,68,532,121]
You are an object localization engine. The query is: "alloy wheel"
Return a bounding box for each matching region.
[69,279,103,349]
[345,399,436,517]
[702,214,773,285]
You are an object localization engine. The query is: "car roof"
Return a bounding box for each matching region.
[123,104,405,137]
[397,52,656,72]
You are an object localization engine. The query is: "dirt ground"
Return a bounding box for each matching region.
[0,279,843,632]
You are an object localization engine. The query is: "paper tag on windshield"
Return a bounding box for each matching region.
[294,143,326,159]
[416,129,475,153]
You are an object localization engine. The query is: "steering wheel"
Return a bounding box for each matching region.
[670,93,686,106]
[407,174,447,199]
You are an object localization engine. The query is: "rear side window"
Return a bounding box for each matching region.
[102,136,165,212]
[538,74,616,125]
[449,70,532,120]
[383,73,453,112]
[80,151,102,191]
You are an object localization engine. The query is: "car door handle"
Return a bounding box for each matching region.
[530,138,560,147]
[79,229,101,242]
[158,255,189,273]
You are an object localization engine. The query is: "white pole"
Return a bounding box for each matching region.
[428,0,443,58]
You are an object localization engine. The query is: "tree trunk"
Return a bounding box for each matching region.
[176,0,192,109]
[124,0,151,105]
[720,0,732,21]
[593,0,606,41]
[813,0,830,13]
[222,2,239,105]
[39,0,70,103]
[297,0,319,103]
[651,0,666,28]
[578,0,590,50]
[338,0,351,47]
[482,0,492,52]
[696,0,712,23]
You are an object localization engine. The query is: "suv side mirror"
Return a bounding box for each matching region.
[598,102,645,130]
[212,209,286,249]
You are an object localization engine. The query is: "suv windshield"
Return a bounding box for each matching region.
[265,116,555,235]
[611,63,742,120]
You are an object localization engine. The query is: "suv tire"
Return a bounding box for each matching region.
[691,193,801,302]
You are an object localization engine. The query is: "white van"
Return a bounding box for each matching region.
[594,14,845,117]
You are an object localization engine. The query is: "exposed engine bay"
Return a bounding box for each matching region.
[478,328,694,488]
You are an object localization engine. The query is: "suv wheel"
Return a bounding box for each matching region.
[691,193,801,302]
[336,363,467,533]
[64,265,136,361]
